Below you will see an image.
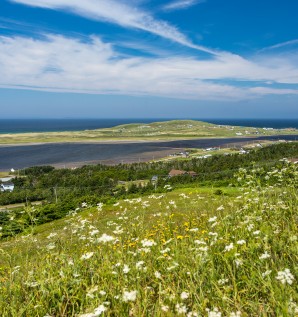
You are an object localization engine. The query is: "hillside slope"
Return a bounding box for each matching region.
[0,163,297,316]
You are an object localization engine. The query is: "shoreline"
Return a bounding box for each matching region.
[0,134,297,148]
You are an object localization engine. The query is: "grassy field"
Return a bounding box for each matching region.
[0,120,297,145]
[0,172,10,178]
[0,163,297,316]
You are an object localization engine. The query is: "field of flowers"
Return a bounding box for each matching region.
[0,162,297,316]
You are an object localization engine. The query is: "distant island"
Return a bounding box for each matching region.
[0,120,297,145]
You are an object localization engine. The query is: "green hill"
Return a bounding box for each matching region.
[0,119,297,144]
[0,163,297,316]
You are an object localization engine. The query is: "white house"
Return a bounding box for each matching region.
[0,182,14,192]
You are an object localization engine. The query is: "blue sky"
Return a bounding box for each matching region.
[0,0,298,118]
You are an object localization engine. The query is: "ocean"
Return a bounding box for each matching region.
[0,118,298,134]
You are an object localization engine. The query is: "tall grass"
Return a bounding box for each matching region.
[0,163,297,316]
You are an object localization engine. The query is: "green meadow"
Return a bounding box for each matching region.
[0,163,297,316]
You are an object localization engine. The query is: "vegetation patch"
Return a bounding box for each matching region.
[0,162,297,316]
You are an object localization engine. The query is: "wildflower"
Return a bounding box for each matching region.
[208,216,217,222]
[160,247,171,254]
[288,299,298,314]
[97,234,115,243]
[180,291,189,300]
[81,252,94,260]
[141,239,157,247]
[164,238,173,245]
[253,230,260,235]
[175,303,188,314]
[79,304,108,317]
[139,247,151,253]
[99,290,107,296]
[46,243,56,250]
[86,286,99,299]
[167,262,179,271]
[236,240,246,245]
[262,270,272,277]
[122,290,137,302]
[93,305,107,316]
[123,265,130,274]
[96,202,104,211]
[218,278,228,285]
[187,312,198,317]
[154,271,162,279]
[136,261,145,269]
[208,232,218,237]
[247,224,254,231]
[25,281,39,288]
[12,266,21,275]
[259,252,271,260]
[113,226,124,235]
[194,239,206,245]
[161,305,169,312]
[235,259,243,267]
[207,307,221,317]
[230,312,241,317]
[217,205,224,211]
[276,269,295,285]
[47,232,57,239]
[90,229,99,236]
[224,243,234,252]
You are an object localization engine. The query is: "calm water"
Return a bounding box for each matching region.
[0,135,297,171]
[0,118,298,134]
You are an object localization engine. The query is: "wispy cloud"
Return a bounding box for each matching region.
[259,39,298,52]
[163,0,205,12]
[9,0,217,55]
[0,34,297,100]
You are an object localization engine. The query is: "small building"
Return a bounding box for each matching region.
[151,175,158,182]
[168,169,197,178]
[168,169,187,177]
[188,171,197,177]
[0,182,15,192]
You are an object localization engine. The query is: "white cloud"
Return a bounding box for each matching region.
[0,34,297,100]
[9,0,216,55]
[163,0,204,12]
[259,39,298,52]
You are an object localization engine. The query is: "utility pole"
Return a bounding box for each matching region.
[54,186,58,203]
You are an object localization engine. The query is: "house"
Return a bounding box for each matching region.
[168,169,187,177]
[0,182,15,192]
[168,169,197,178]
[239,149,248,154]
